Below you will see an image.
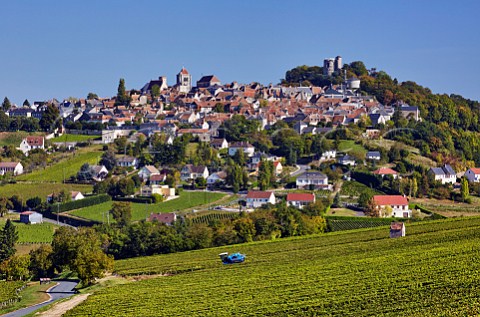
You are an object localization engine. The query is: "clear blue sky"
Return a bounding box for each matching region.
[1,0,479,104]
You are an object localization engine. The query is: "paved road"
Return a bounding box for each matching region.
[290,164,309,177]
[2,280,78,317]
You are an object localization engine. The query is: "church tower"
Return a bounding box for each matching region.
[176,67,192,93]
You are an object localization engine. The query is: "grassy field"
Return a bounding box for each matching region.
[0,183,92,201]
[0,132,44,147]
[326,207,359,217]
[68,191,226,222]
[64,217,480,316]
[17,150,103,182]
[0,216,57,243]
[412,197,480,217]
[339,180,383,197]
[337,139,366,156]
[49,134,101,142]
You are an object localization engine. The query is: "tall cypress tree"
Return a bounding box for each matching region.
[2,97,11,111]
[115,78,130,106]
[0,219,18,262]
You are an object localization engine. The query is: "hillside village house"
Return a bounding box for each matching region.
[273,161,283,175]
[373,195,411,218]
[117,156,138,169]
[286,193,315,209]
[19,136,44,155]
[91,165,109,182]
[372,167,398,179]
[465,168,480,183]
[207,171,227,185]
[246,191,276,208]
[149,173,167,185]
[320,150,336,161]
[296,172,330,190]
[338,154,356,166]
[0,162,23,175]
[366,151,381,160]
[228,142,255,157]
[429,164,456,184]
[141,185,175,197]
[138,165,160,180]
[71,191,85,201]
[147,212,177,225]
[180,164,209,181]
[210,138,229,150]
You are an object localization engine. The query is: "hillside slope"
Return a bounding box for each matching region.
[65,218,480,316]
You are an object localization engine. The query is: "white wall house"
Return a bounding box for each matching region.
[0,162,23,175]
[465,168,480,183]
[180,165,209,181]
[228,142,255,157]
[19,136,44,155]
[246,191,276,208]
[138,165,160,180]
[296,172,330,190]
[373,195,411,218]
[429,165,456,184]
[286,193,315,209]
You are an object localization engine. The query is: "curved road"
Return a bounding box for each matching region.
[2,280,78,317]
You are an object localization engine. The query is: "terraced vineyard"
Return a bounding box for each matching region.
[65,218,480,316]
[0,281,25,306]
[189,212,238,224]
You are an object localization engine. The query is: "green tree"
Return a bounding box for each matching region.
[29,245,54,278]
[39,104,61,132]
[0,255,31,281]
[100,150,118,170]
[461,178,469,202]
[151,84,161,98]
[0,219,18,262]
[411,178,418,198]
[358,192,373,208]
[87,92,99,100]
[2,97,11,111]
[117,178,135,197]
[115,78,130,106]
[0,197,13,217]
[110,202,132,227]
[26,196,42,210]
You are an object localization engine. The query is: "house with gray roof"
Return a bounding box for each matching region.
[296,172,331,190]
[429,164,456,184]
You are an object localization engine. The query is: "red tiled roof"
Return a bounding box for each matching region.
[180,67,189,75]
[286,193,315,202]
[246,191,273,199]
[26,136,44,146]
[148,212,176,224]
[373,195,408,206]
[372,167,398,175]
[469,168,480,174]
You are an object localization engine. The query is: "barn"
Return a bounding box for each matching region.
[19,211,43,224]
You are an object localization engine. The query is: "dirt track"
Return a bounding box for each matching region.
[37,294,90,317]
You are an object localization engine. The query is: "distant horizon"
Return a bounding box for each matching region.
[1,0,479,104]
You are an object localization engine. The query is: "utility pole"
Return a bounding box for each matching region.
[57,202,59,225]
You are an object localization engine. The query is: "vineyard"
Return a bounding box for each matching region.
[326,216,401,232]
[189,212,238,225]
[65,217,480,316]
[0,281,25,308]
[0,220,56,244]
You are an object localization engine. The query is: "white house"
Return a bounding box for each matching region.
[372,167,398,179]
[91,165,109,182]
[320,150,336,161]
[246,191,276,208]
[465,168,480,183]
[117,156,138,169]
[286,193,315,209]
[366,151,381,161]
[210,138,229,150]
[19,136,44,155]
[338,154,356,166]
[180,164,209,181]
[207,171,227,185]
[228,142,255,157]
[429,164,456,184]
[138,165,160,180]
[71,191,85,201]
[373,195,411,218]
[296,172,330,190]
[0,162,23,176]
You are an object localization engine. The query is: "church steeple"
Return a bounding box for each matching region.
[177,67,192,93]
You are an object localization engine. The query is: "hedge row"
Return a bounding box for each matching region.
[413,204,447,220]
[113,196,154,204]
[49,194,111,213]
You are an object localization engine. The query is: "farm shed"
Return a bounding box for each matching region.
[20,211,43,224]
[390,222,405,238]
